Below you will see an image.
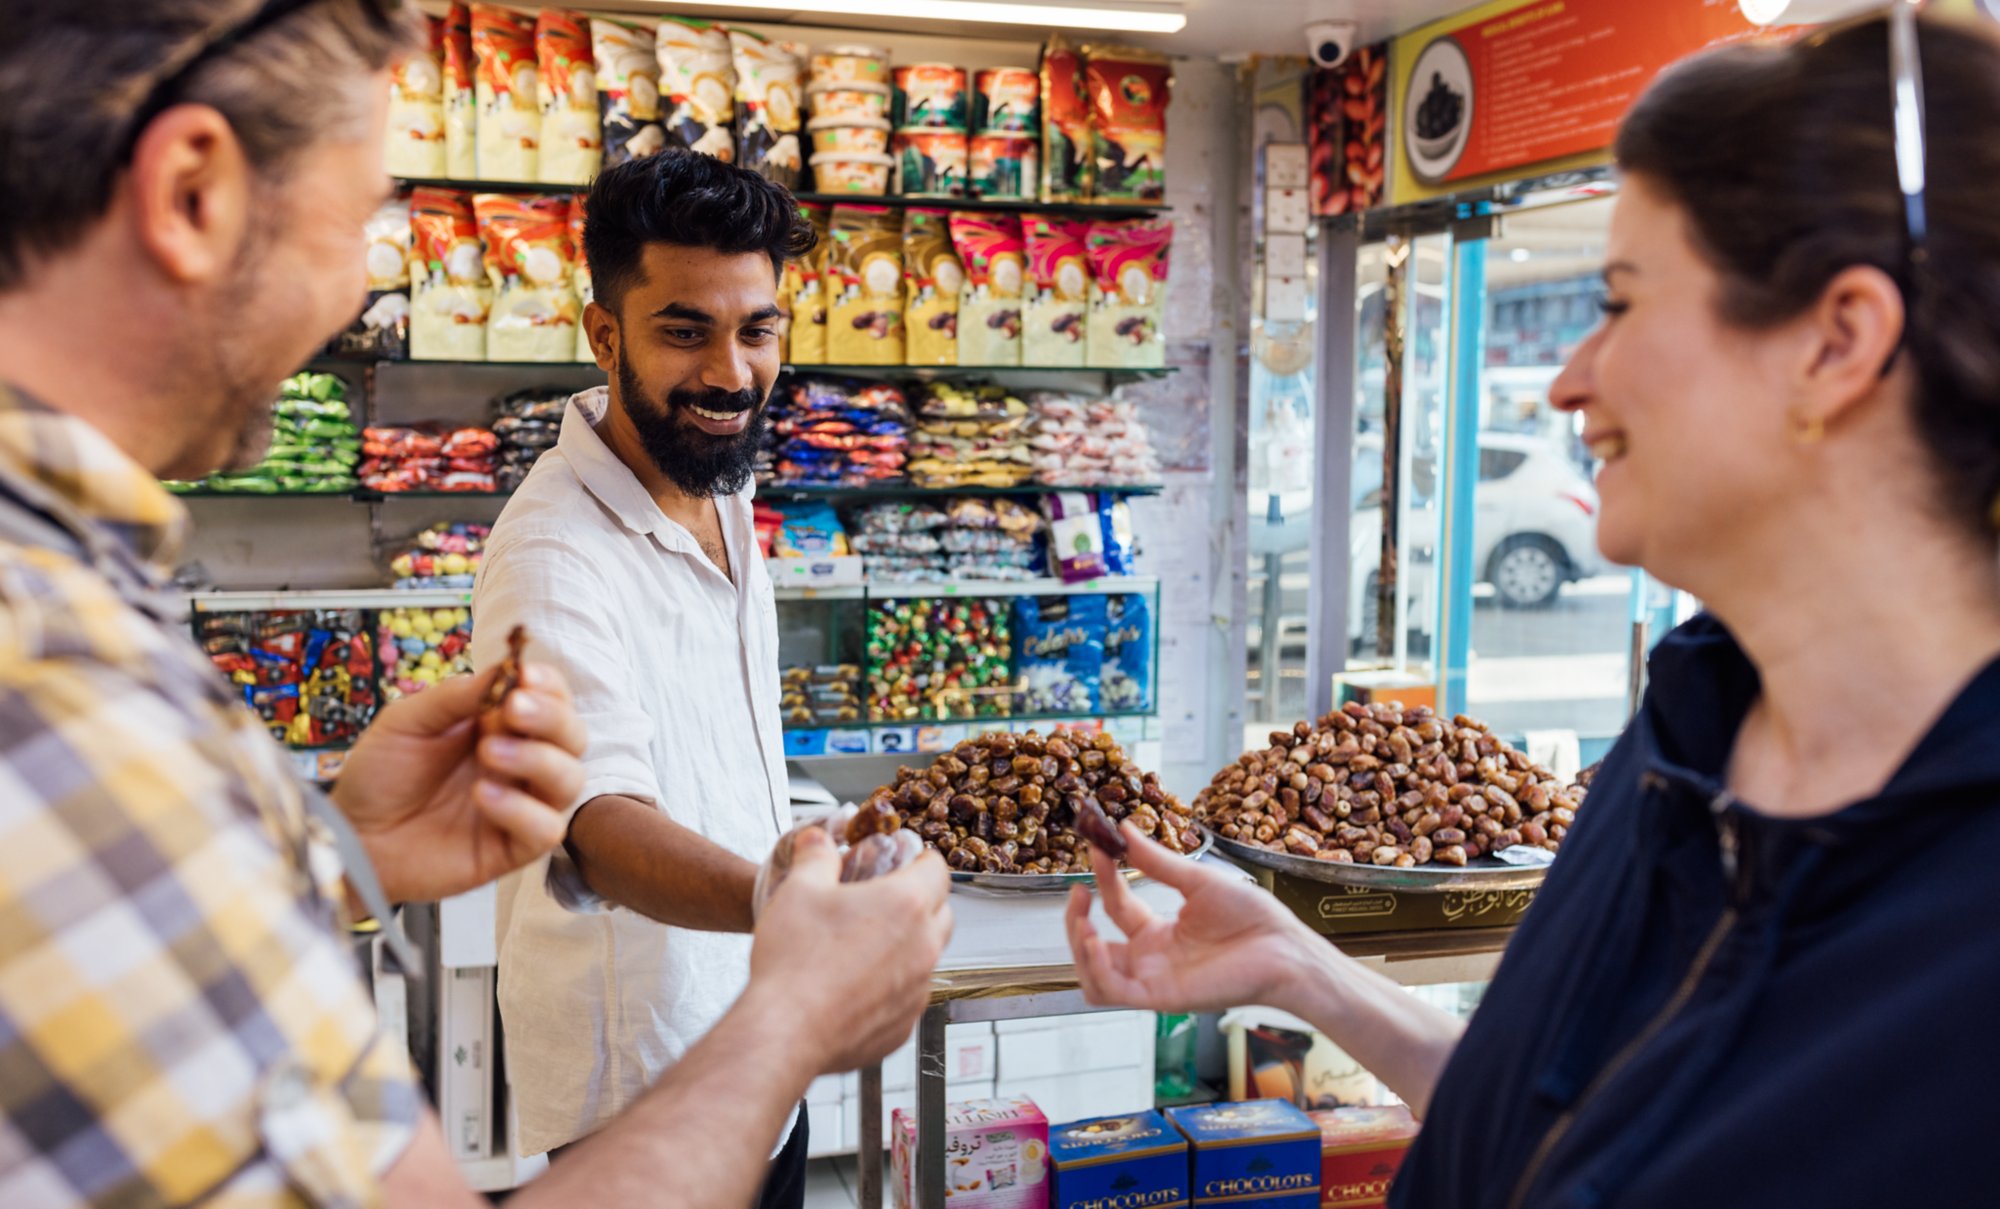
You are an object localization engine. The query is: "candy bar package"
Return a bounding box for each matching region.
[753,804,925,917]
[1023,215,1089,367]
[386,16,446,177]
[732,28,805,188]
[471,3,539,180]
[1084,45,1170,203]
[657,16,735,161]
[536,9,600,184]
[326,196,411,360]
[950,211,1025,366]
[1040,34,1092,202]
[1102,593,1151,711]
[903,208,964,367]
[475,192,579,362]
[1015,594,1106,716]
[199,610,378,748]
[593,14,668,166]
[787,202,832,364]
[569,194,594,361]
[409,187,489,361]
[1086,218,1171,369]
[1044,491,1108,582]
[387,521,490,591]
[441,3,477,178]
[827,205,905,365]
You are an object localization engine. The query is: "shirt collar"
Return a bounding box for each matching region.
[556,385,754,549]
[0,382,189,578]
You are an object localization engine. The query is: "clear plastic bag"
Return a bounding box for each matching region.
[753,803,926,918]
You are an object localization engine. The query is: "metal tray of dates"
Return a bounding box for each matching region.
[951,829,1214,894]
[1206,829,1549,891]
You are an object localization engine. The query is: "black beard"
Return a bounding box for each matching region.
[614,354,769,499]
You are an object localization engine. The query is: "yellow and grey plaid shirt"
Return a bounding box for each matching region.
[0,384,418,1207]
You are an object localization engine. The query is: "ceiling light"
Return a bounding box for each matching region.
[652,0,1187,34]
[1738,0,1883,26]
[1509,248,1531,263]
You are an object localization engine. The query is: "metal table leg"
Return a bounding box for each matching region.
[915,1004,949,1209]
[859,1062,883,1209]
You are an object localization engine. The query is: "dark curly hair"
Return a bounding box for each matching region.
[583,151,818,314]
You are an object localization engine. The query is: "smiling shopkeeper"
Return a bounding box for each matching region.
[471,151,819,1207]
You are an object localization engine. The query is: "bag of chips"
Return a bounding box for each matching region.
[773,501,850,558]
[787,202,832,364]
[658,16,735,161]
[475,192,579,362]
[386,17,446,177]
[594,14,668,166]
[1024,215,1089,367]
[569,194,594,362]
[827,205,904,365]
[441,3,477,178]
[329,195,412,360]
[1085,218,1171,369]
[1041,34,1092,202]
[1084,46,1171,203]
[950,211,1025,366]
[903,208,963,367]
[732,28,805,188]
[472,4,539,180]
[536,9,600,184]
[410,187,488,360]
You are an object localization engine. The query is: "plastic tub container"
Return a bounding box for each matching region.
[809,44,889,89]
[810,152,893,194]
[807,82,892,123]
[892,127,969,197]
[808,116,892,156]
[969,131,1038,199]
[974,67,1040,134]
[892,62,969,129]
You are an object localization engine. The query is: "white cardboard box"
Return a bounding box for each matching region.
[996,1067,1154,1128]
[995,1013,1153,1082]
[806,1101,847,1159]
[440,965,496,1162]
[766,555,866,588]
[992,1009,1150,1035]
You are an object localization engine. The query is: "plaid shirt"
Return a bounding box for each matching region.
[0,384,418,1207]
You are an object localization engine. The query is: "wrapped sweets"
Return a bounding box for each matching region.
[866,597,1015,721]
[781,664,864,728]
[763,376,910,487]
[909,382,1032,490]
[847,500,950,583]
[199,610,378,748]
[940,496,1041,581]
[171,373,360,494]
[361,423,501,493]
[387,521,490,590]
[378,605,474,701]
[492,387,567,490]
[1028,391,1161,486]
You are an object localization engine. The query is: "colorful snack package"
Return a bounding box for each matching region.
[1085,218,1171,369]
[329,196,413,360]
[974,67,1040,134]
[949,211,1025,366]
[475,193,579,362]
[1084,45,1171,202]
[536,9,601,184]
[569,193,595,362]
[471,3,539,180]
[902,208,963,367]
[827,205,905,365]
[386,16,446,177]
[440,3,477,179]
[772,501,850,557]
[1023,215,1089,367]
[1102,593,1152,711]
[657,16,735,161]
[1044,490,1108,582]
[787,202,831,364]
[1041,34,1092,202]
[968,131,1037,200]
[731,28,805,188]
[593,14,668,166]
[409,187,488,360]
[1015,593,1107,715]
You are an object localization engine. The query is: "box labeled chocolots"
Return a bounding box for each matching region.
[1166,1100,1321,1208]
[890,1097,1048,1208]
[1310,1106,1419,1208]
[1049,1110,1189,1209]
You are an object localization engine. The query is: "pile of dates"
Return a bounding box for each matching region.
[860,729,1199,873]
[1197,701,1588,867]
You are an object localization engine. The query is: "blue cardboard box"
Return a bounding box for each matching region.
[1166,1100,1321,1208]
[1049,1110,1189,1209]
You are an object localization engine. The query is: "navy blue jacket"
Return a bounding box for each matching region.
[1391,614,2000,1208]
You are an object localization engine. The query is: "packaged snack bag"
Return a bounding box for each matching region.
[1044,491,1110,583]
[902,208,963,367]
[1015,593,1107,714]
[1085,218,1171,369]
[658,16,735,161]
[731,28,805,188]
[471,3,539,180]
[1103,593,1152,711]
[949,211,1025,366]
[474,193,579,362]
[1023,215,1088,367]
[787,202,831,364]
[536,9,601,184]
[827,205,904,365]
[409,187,488,360]
[329,195,412,360]
[1041,34,1092,202]
[441,3,477,178]
[1084,46,1171,202]
[593,14,668,166]
[569,193,594,362]
[386,16,446,177]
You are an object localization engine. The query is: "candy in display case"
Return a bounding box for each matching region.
[198,610,379,748]
[866,597,1013,721]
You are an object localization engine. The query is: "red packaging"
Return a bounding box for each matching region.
[1310,1106,1419,1209]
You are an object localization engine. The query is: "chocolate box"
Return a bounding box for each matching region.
[1166,1099,1321,1208]
[1049,1110,1190,1209]
[1252,866,1538,936]
[1310,1106,1419,1208]
[890,1096,1048,1208]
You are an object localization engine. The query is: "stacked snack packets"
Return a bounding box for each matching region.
[387,521,489,590]
[199,610,378,748]
[848,497,1041,584]
[361,423,501,493]
[169,373,360,494]
[1028,391,1161,486]
[910,382,1032,489]
[762,376,910,487]
[493,387,566,490]
[378,605,474,701]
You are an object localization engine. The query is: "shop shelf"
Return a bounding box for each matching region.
[861,576,1159,601]
[353,489,515,501]
[782,708,1155,735]
[167,487,357,498]
[307,356,1168,377]
[773,585,869,603]
[389,177,1168,220]
[759,482,1163,500]
[180,588,474,612]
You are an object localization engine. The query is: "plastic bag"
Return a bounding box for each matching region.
[594,14,668,166]
[536,9,601,184]
[753,804,925,919]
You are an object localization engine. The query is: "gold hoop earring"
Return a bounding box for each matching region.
[1791,412,1826,445]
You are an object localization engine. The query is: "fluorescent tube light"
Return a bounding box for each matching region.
[649,0,1186,33]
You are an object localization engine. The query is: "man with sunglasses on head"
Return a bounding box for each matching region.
[0,4,950,1207]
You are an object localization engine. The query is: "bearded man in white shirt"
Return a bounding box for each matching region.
[472,151,823,1206]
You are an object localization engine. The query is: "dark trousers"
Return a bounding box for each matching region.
[548,1104,807,1209]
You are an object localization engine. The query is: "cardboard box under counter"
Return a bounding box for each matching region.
[1166,1100,1321,1208]
[1252,868,1538,936]
[1049,1110,1189,1209]
[890,1097,1048,1208]
[1310,1106,1419,1208]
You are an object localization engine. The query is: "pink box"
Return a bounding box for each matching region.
[891,1096,1050,1208]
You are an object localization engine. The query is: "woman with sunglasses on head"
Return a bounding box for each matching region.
[1070,9,2000,1206]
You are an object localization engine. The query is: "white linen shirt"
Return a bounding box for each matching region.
[471,386,791,1156]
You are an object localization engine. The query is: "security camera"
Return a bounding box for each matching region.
[1307,20,1359,69]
